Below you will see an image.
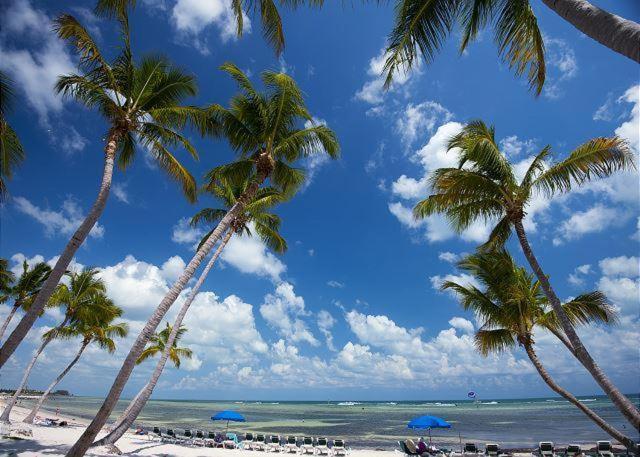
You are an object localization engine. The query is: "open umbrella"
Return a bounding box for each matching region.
[407,415,451,444]
[211,410,246,432]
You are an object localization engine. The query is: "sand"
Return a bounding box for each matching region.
[0,401,397,456]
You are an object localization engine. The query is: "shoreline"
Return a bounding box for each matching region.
[2,399,632,456]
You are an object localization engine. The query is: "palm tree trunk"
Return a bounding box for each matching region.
[0,316,68,423]
[0,302,20,343]
[0,133,120,369]
[22,339,89,424]
[524,343,637,451]
[514,220,640,430]
[67,164,270,457]
[540,0,640,63]
[93,230,233,447]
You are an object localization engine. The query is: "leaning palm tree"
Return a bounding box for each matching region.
[444,250,636,450]
[1,268,114,423]
[93,177,287,447]
[69,64,338,456]
[23,304,128,424]
[0,71,25,200]
[414,119,639,429]
[383,0,640,95]
[0,261,51,342]
[0,9,209,368]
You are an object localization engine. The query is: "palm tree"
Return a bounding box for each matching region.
[443,250,636,450]
[23,304,128,424]
[93,322,192,445]
[382,0,640,95]
[1,268,114,423]
[0,259,14,297]
[0,8,209,369]
[0,261,52,342]
[68,64,338,456]
[413,119,639,429]
[0,71,25,200]
[93,177,287,447]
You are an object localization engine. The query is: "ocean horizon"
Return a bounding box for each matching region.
[17,394,638,449]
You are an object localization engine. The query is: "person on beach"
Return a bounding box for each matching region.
[416,438,428,455]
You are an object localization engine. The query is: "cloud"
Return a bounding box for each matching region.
[171,217,205,245]
[567,264,592,287]
[395,101,452,147]
[553,204,630,245]
[598,256,639,278]
[221,229,286,281]
[499,135,536,158]
[543,37,578,100]
[354,46,420,106]
[59,127,88,154]
[430,273,481,297]
[448,317,474,334]
[170,0,249,54]
[112,183,130,204]
[0,0,75,125]
[317,310,337,351]
[327,280,345,289]
[14,196,105,239]
[260,282,319,346]
[438,252,460,264]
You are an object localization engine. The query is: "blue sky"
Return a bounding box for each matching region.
[1,0,639,401]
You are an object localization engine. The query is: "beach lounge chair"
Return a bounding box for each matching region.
[284,436,298,453]
[242,432,255,450]
[267,435,282,452]
[204,431,216,447]
[254,434,267,451]
[398,440,420,456]
[485,444,501,457]
[597,441,614,457]
[539,442,556,457]
[464,443,480,455]
[566,445,582,457]
[301,437,315,454]
[333,439,347,456]
[193,430,205,446]
[224,432,239,449]
[164,429,178,444]
[315,437,330,455]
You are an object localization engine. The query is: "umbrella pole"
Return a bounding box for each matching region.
[429,428,431,445]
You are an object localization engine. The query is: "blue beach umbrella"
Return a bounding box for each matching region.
[211,410,246,432]
[407,415,451,444]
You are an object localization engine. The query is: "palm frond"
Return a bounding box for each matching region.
[475,328,515,356]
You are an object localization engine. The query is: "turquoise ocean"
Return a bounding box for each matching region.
[18,395,639,450]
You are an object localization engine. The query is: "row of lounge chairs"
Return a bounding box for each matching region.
[150,428,347,454]
[401,441,620,457]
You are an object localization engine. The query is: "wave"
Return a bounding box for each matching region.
[480,401,499,405]
[422,402,457,407]
[579,399,597,402]
[337,402,361,406]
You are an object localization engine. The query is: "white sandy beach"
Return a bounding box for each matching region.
[0,401,396,456]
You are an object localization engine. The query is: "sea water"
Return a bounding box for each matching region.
[18,395,639,449]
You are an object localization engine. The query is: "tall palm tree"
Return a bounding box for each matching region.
[23,304,128,424]
[413,119,639,429]
[382,0,640,95]
[0,261,52,342]
[0,71,25,201]
[0,9,209,369]
[443,250,636,449]
[94,177,287,447]
[68,63,338,456]
[1,268,114,423]
[0,259,14,298]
